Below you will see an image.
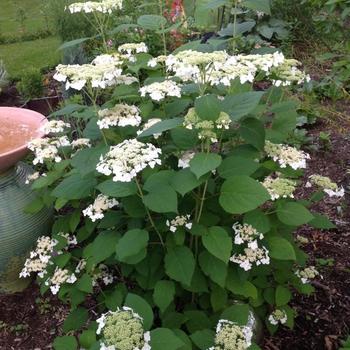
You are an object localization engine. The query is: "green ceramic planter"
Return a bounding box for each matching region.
[0,163,53,293]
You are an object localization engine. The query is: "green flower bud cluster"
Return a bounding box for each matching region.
[262,176,296,200]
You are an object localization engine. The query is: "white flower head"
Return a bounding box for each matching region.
[166,215,192,233]
[83,194,119,222]
[40,120,71,134]
[178,151,195,169]
[137,118,162,139]
[68,0,123,14]
[140,80,182,101]
[96,139,162,182]
[262,176,296,201]
[97,104,142,129]
[268,309,287,325]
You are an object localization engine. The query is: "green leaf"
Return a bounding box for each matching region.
[63,308,88,332]
[309,213,336,229]
[218,156,260,179]
[268,237,296,260]
[153,280,176,313]
[211,284,228,311]
[275,285,292,306]
[76,274,93,294]
[137,15,167,31]
[277,202,314,226]
[150,328,185,350]
[79,330,96,349]
[219,176,270,214]
[144,170,174,191]
[92,231,119,264]
[52,174,97,200]
[239,118,266,150]
[243,209,271,233]
[226,269,257,299]
[195,94,221,121]
[143,184,178,213]
[242,0,271,14]
[104,285,125,311]
[202,227,232,263]
[199,251,228,287]
[125,293,154,330]
[222,92,264,121]
[116,229,149,264]
[190,153,222,179]
[53,336,78,350]
[171,169,204,196]
[98,180,138,197]
[137,118,183,138]
[171,128,198,150]
[190,329,215,350]
[71,145,108,176]
[221,304,250,326]
[59,37,91,50]
[165,246,195,286]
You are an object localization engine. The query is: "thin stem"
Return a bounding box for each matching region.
[231,0,238,52]
[135,178,165,248]
[158,0,167,56]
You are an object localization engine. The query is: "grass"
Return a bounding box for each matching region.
[0,37,61,78]
[0,0,51,37]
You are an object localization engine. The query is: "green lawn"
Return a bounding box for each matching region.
[0,37,61,78]
[0,0,52,37]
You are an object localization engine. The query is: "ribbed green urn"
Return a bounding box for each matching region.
[0,107,52,293]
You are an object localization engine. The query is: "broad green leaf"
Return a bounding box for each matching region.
[277,202,314,226]
[309,213,336,229]
[242,0,271,14]
[202,227,232,263]
[143,184,178,213]
[125,293,154,330]
[221,304,249,326]
[210,284,228,311]
[116,229,149,264]
[222,92,264,121]
[92,231,119,264]
[165,246,195,286]
[52,173,97,200]
[219,21,256,37]
[275,285,292,306]
[153,280,176,312]
[138,117,183,138]
[219,176,269,214]
[53,336,78,350]
[199,251,228,287]
[104,285,125,311]
[63,308,88,332]
[268,237,296,260]
[243,209,271,233]
[171,169,204,196]
[79,330,96,349]
[144,170,174,191]
[150,328,185,350]
[184,310,211,333]
[71,145,108,176]
[195,94,221,121]
[190,153,222,179]
[76,274,93,294]
[218,156,260,179]
[171,128,198,150]
[190,329,215,350]
[239,118,265,150]
[226,269,257,299]
[59,37,91,50]
[98,180,137,197]
[137,15,167,31]
[49,104,85,117]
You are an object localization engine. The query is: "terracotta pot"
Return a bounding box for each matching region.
[0,107,53,293]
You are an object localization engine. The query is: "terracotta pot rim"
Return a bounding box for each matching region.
[0,107,47,158]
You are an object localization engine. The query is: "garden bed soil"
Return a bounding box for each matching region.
[0,110,349,350]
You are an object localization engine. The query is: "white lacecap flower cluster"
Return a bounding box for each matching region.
[295,266,320,284]
[178,151,195,169]
[164,50,309,86]
[262,176,296,201]
[97,104,142,129]
[230,223,270,271]
[208,319,253,350]
[264,141,310,170]
[96,139,162,182]
[71,138,92,149]
[166,215,192,233]
[92,264,115,287]
[137,118,162,139]
[68,0,123,14]
[97,307,151,350]
[40,120,71,134]
[45,266,77,295]
[306,174,344,198]
[19,236,58,279]
[54,54,124,91]
[147,55,167,68]
[118,42,148,62]
[140,80,182,101]
[28,137,66,164]
[268,309,288,326]
[83,194,119,222]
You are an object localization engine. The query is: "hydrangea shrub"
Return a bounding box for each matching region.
[21,18,344,350]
